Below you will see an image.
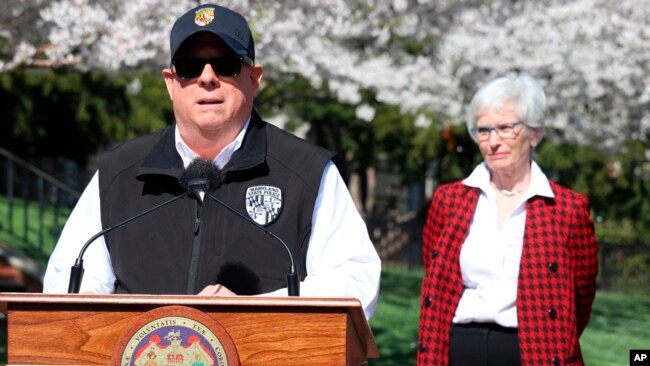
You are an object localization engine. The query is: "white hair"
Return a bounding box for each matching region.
[466,74,547,142]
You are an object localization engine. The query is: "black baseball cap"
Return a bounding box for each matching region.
[170,4,255,62]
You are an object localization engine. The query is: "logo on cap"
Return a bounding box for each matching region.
[246,185,283,226]
[194,7,215,26]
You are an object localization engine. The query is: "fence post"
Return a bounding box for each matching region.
[599,240,608,290]
[21,171,29,242]
[37,176,45,249]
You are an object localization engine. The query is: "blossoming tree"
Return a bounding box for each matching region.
[2,0,648,150]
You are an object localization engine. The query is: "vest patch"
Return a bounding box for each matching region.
[245,185,282,226]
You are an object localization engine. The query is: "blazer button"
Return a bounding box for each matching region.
[548,262,558,273]
[552,357,560,365]
[419,344,427,353]
[424,296,432,307]
[431,250,439,259]
[548,307,557,319]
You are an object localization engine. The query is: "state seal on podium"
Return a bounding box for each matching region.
[111,305,240,366]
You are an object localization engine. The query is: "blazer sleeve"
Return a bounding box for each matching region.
[570,193,599,335]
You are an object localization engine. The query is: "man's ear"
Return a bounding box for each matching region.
[249,64,263,94]
[162,68,175,100]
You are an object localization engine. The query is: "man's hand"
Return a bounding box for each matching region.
[197,284,237,296]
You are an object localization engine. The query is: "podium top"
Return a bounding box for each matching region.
[1,293,379,362]
[0,292,363,309]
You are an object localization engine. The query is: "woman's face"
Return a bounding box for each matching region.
[475,103,541,176]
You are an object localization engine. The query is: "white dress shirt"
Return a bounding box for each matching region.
[43,122,381,319]
[453,161,554,327]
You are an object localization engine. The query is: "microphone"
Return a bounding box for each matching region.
[181,159,300,296]
[179,156,226,192]
[67,174,206,294]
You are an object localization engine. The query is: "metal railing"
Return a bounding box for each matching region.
[0,146,81,260]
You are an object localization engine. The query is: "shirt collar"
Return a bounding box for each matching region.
[174,117,251,169]
[463,160,554,199]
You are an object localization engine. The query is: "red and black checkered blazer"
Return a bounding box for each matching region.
[416,180,599,366]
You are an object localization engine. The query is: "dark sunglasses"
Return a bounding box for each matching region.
[171,55,253,79]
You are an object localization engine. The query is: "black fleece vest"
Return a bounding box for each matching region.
[98,111,334,295]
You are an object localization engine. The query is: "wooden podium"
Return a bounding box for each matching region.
[0,293,379,365]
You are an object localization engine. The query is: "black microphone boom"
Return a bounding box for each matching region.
[181,159,300,296]
[70,159,300,297]
[204,190,300,296]
[68,164,213,294]
[67,189,194,293]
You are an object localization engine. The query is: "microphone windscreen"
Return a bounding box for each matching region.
[179,158,226,191]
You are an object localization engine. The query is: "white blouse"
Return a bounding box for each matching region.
[453,161,554,327]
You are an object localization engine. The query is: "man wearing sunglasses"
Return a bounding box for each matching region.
[44,4,381,320]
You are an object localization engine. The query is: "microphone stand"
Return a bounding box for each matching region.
[68,190,193,293]
[203,190,300,296]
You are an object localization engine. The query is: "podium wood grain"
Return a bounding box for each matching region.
[0,293,378,365]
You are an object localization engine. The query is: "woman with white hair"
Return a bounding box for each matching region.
[417,74,599,365]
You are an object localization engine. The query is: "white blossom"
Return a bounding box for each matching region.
[414,114,432,128]
[356,104,376,122]
[0,0,649,150]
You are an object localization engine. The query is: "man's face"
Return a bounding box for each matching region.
[162,32,262,137]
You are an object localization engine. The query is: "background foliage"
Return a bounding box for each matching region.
[0,70,171,165]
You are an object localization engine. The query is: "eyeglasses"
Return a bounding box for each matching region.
[171,55,254,79]
[470,121,523,141]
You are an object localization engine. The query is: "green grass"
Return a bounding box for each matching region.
[582,292,650,366]
[369,267,423,365]
[0,195,70,264]
[369,267,650,366]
